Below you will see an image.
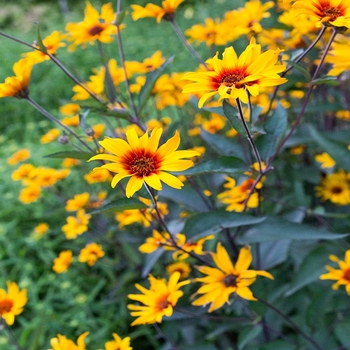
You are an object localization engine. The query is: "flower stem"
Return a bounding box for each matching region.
[0,318,25,350]
[268,26,338,165]
[26,96,95,153]
[170,19,208,69]
[144,183,211,265]
[255,295,323,350]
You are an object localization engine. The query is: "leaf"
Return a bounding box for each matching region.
[104,62,117,104]
[223,99,246,135]
[79,108,91,129]
[285,244,332,296]
[237,216,349,244]
[335,321,350,346]
[43,151,92,160]
[35,23,47,53]
[141,249,164,278]
[200,130,246,160]
[238,325,262,350]
[184,210,266,239]
[308,124,350,171]
[259,240,291,270]
[115,9,127,25]
[285,60,311,81]
[179,156,247,175]
[138,56,174,113]
[88,198,147,214]
[257,103,287,160]
[312,76,338,86]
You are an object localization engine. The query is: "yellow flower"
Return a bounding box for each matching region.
[336,110,350,121]
[0,282,27,326]
[223,0,274,36]
[84,168,112,184]
[185,18,233,47]
[65,193,90,212]
[52,250,73,274]
[192,243,273,312]
[40,128,60,144]
[59,103,81,116]
[22,31,66,64]
[315,152,336,169]
[19,185,42,204]
[131,0,184,23]
[116,197,168,228]
[315,170,350,205]
[50,332,89,350]
[292,0,350,28]
[62,209,91,239]
[139,230,172,254]
[105,333,132,350]
[62,115,80,127]
[0,58,33,98]
[78,242,105,266]
[88,128,199,198]
[290,145,305,155]
[7,148,31,165]
[32,223,49,239]
[127,272,189,326]
[62,158,81,168]
[66,1,118,51]
[218,177,262,212]
[11,163,35,182]
[325,35,350,76]
[125,50,166,74]
[183,37,287,107]
[166,261,191,279]
[320,250,350,294]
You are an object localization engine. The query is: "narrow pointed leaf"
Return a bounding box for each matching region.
[179,156,246,175]
[223,99,246,135]
[88,198,147,214]
[44,151,92,160]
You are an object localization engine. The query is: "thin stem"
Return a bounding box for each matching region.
[170,20,208,69]
[153,323,179,350]
[0,29,106,105]
[0,318,25,350]
[115,0,141,127]
[235,98,264,174]
[268,27,338,166]
[265,26,327,118]
[26,96,95,153]
[144,184,210,265]
[255,295,323,350]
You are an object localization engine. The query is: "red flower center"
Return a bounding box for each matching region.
[0,299,13,314]
[157,296,170,311]
[223,274,237,287]
[343,268,350,281]
[322,6,343,21]
[331,185,343,194]
[88,25,104,36]
[130,155,156,177]
[221,71,246,87]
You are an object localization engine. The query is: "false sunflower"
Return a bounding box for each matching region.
[127,272,189,325]
[50,332,89,350]
[0,58,33,99]
[66,2,119,51]
[105,333,132,350]
[192,243,273,312]
[131,0,184,23]
[292,0,350,28]
[320,250,350,294]
[0,282,27,325]
[88,128,199,198]
[182,37,287,106]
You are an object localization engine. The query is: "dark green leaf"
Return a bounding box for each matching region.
[115,10,127,25]
[259,240,291,270]
[138,56,174,113]
[36,23,47,53]
[141,249,164,278]
[312,76,338,86]
[237,216,348,244]
[104,63,117,103]
[179,156,247,175]
[238,325,262,350]
[223,99,246,135]
[335,321,350,346]
[79,108,91,129]
[308,124,350,171]
[88,198,147,214]
[43,151,92,160]
[257,103,287,160]
[200,130,246,160]
[184,210,266,238]
[286,60,311,81]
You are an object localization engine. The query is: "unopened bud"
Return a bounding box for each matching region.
[85,128,94,137]
[58,135,69,144]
